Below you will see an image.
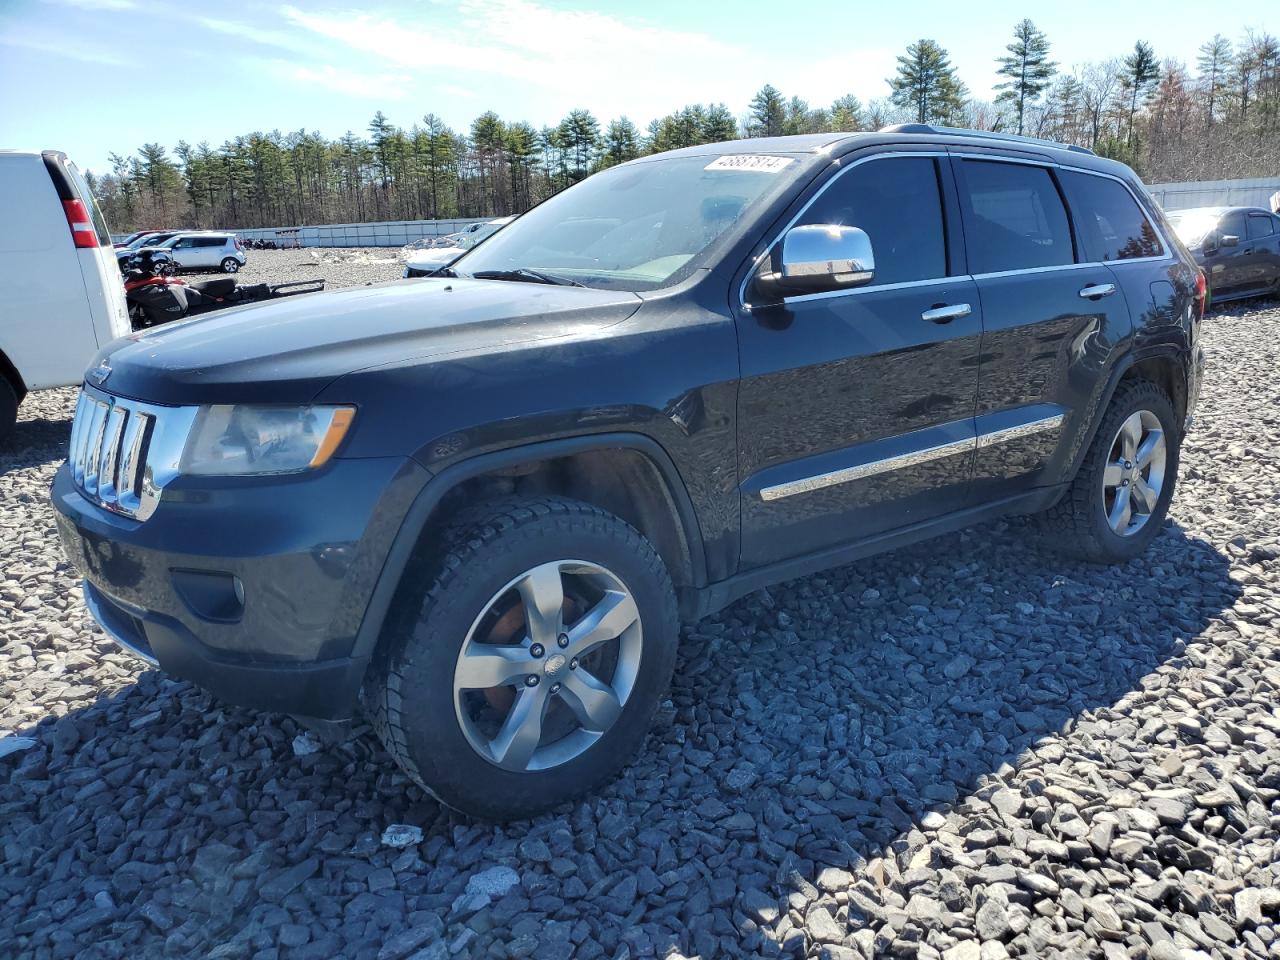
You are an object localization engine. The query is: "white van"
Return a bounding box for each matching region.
[0,149,130,440]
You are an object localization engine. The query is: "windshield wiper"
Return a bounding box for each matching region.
[466,268,585,287]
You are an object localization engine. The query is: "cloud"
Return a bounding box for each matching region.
[196,16,318,56]
[0,26,128,65]
[269,61,413,100]
[44,0,136,9]
[277,0,750,120]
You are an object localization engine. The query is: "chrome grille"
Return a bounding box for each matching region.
[68,388,198,521]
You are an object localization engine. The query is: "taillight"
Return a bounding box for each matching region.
[62,199,99,248]
[235,237,244,251]
[1195,268,1207,319]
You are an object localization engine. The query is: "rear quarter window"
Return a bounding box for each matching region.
[1059,171,1163,262]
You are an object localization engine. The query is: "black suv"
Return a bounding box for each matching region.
[53,126,1206,819]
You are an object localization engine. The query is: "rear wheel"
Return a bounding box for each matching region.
[1037,379,1180,563]
[220,258,239,273]
[0,376,17,444]
[366,496,679,819]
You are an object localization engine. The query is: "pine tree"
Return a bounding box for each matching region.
[747,85,786,137]
[829,94,864,132]
[1121,41,1161,145]
[1196,35,1234,126]
[889,39,967,124]
[602,118,641,167]
[558,109,600,182]
[994,19,1056,135]
[702,103,738,142]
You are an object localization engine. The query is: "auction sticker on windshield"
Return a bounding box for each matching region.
[704,155,794,173]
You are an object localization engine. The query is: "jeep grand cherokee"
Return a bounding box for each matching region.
[53,125,1205,819]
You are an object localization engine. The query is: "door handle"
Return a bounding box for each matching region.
[1078,283,1116,300]
[921,303,971,324]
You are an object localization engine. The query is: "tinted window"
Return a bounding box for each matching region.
[1060,171,1162,261]
[1247,214,1275,240]
[960,160,1073,273]
[196,237,226,247]
[796,156,946,286]
[1219,211,1247,240]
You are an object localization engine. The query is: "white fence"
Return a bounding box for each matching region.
[1147,177,1280,212]
[234,217,490,248]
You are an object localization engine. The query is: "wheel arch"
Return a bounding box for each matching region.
[0,347,29,404]
[1065,346,1189,483]
[350,432,708,671]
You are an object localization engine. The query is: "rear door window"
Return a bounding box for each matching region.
[958,160,1073,274]
[1247,214,1275,240]
[1059,171,1163,261]
[796,156,947,286]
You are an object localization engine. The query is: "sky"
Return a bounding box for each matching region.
[0,0,1272,176]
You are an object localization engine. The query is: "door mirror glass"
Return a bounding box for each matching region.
[1219,234,1240,248]
[755,224,875,299]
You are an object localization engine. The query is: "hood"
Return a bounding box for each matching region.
[95,278,642,405]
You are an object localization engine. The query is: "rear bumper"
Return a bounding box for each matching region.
[52,456,430,720]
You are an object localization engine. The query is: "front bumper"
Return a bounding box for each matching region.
[52,455,429,720]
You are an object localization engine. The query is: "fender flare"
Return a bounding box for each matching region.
[347,431,708,667]
[1065,344,1188,481]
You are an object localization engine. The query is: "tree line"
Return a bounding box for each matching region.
[91,23,1280,232]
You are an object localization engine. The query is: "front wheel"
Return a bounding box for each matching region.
[1037,379,1180,563]
[220,258,240,273]
[366,497,679,819]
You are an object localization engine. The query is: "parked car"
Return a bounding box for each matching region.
[114,231,183,268]
[53,126,1205,818]
[136,232,247,273]
[113,231,154,248]
[404,216,516,277]
[0,149,130,440]
[1166,206,1280,303]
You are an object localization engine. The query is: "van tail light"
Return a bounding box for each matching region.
[235,237,244,251]
[1194,268,1207,319]
[62,200,99,248]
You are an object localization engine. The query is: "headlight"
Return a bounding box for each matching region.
[181,404,355,476]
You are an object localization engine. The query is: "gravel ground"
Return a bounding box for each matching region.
[3,290,1280,960]
[226,247,405,290]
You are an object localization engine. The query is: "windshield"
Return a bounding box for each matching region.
[1166,211,1220,249]
[453,154,797,291]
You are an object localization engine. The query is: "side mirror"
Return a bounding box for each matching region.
[754,224,875,299]
[1220,234,1240,248]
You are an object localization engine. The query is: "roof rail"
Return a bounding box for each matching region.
[878,123,1096,156]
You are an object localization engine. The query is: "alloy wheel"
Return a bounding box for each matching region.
[1102,409,1167,537]
[452,560,642,772]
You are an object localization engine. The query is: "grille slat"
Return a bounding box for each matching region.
[96,406,129,503]
[117,411,151,507]
[68,388,196,521]
[81,400,109,496]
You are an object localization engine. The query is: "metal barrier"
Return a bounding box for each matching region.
[234,217,490,248]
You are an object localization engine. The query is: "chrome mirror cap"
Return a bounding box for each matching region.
[751,224,876,302]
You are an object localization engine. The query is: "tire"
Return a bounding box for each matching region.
[366,496,679,819]
[220,258,240,273]
[0,376,17,445]
[1037,379,1180,563]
